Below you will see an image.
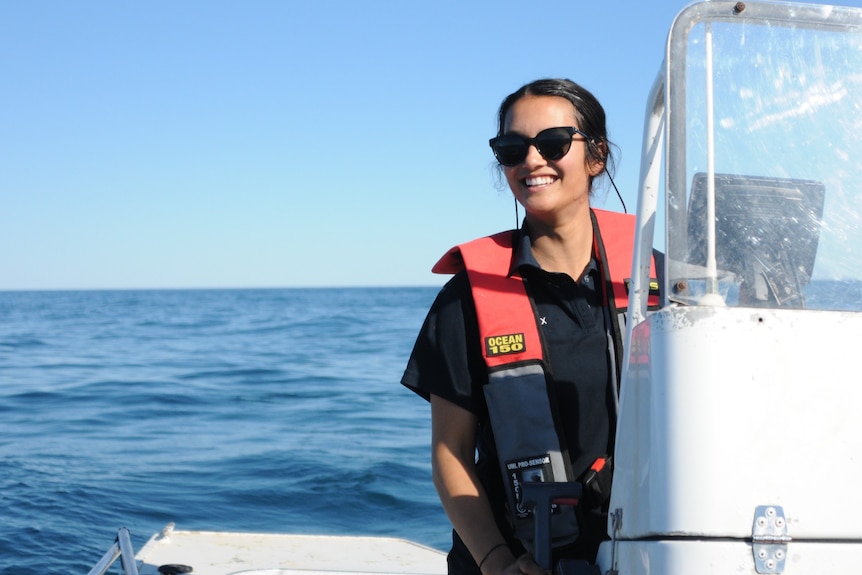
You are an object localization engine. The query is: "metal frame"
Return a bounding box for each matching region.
[87,528,140,575]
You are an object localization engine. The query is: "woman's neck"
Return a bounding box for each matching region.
[525,207,594,280]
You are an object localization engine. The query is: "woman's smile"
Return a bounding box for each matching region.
[524,175,557,187]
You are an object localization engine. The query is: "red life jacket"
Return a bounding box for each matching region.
[431,208,658,549]
[432,208,657,375]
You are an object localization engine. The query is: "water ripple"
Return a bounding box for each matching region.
[0,287,447,575]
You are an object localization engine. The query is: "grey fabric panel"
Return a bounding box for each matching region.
[484,365,579,549]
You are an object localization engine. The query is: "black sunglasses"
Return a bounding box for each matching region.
[489,126,590,167]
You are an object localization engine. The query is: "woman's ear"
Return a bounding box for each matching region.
[587,140,607,176]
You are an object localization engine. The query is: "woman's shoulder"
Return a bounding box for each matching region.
[420,270,478,341]
[402,269,484,410]
[433,269,472,308]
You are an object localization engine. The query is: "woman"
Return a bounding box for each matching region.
[402,78,635,575]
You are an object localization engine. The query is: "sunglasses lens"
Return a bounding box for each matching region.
[535,128,574,161]
[491,135,528,167]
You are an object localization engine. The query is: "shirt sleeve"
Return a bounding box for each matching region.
[400,271,487,414]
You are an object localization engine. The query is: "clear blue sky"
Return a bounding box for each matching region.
[3,0,861,290]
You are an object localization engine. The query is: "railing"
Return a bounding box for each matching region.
[87,527,140,575]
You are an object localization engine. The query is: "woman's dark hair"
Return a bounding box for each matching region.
[495,78,617,190]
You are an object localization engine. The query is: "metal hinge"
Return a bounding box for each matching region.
[752,505,791,574]
[606,508,622,575]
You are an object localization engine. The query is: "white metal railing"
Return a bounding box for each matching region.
[87,527,140,575]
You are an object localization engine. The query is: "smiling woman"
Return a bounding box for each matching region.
[401,78,652,575]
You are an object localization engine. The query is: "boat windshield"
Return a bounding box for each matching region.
[665,2,862,311]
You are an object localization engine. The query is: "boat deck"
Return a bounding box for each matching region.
[134,524,448,575]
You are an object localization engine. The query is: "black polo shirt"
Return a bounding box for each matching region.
[401,227,616,565]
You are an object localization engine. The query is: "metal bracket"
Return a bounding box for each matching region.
[607,508,622,575]
[752,505,791,574]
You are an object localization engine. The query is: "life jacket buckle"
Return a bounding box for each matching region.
[580,456,613,510]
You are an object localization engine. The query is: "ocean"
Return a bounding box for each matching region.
[0,287,451,574]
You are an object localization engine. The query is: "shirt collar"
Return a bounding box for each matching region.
[508,223,600,281]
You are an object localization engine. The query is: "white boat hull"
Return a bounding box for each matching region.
[133,524,447,575]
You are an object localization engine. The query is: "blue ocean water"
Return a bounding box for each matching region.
[0,288,450,575]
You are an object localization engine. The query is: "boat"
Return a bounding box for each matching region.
[88,523,446,575]
[598,0,862,573]
[89,1,862,573]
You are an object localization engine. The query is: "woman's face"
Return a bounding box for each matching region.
[502,95,604,224]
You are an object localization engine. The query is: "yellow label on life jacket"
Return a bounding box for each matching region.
[485,333,526,357]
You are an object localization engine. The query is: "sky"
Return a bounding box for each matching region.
[3,0,862,291]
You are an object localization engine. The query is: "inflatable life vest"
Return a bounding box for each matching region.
[432,209,658,550]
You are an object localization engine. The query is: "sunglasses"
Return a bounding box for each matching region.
[489,126,590,167]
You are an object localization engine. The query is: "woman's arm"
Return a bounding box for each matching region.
[430,394,546,575]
